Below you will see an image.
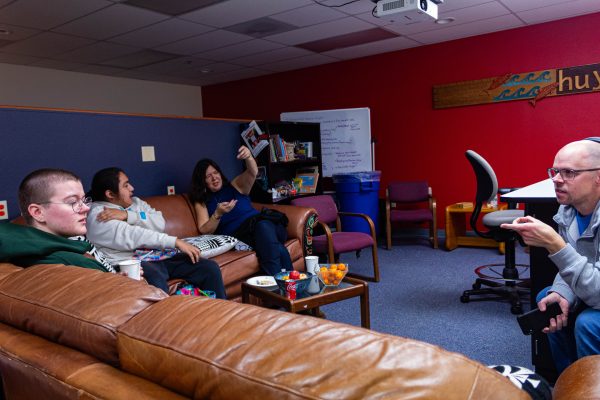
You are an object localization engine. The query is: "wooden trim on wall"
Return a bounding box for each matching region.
[0,104,251,122]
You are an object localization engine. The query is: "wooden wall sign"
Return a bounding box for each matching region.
[433,62,600,109]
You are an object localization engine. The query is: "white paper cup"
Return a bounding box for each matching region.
[118,259,141,280]
[305,255,319,274]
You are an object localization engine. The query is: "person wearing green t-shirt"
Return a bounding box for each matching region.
[0,168,108,271]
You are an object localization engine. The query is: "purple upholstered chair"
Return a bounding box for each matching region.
[291,195,380,282]
[385,181,438,249]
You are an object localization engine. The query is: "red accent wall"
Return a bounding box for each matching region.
[202,13,600,228]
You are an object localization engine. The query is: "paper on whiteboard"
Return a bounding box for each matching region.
[281,108,371,177]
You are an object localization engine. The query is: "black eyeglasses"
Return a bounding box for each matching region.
[39,196,92,213]
[547,167,600,181]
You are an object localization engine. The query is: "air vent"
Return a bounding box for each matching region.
[383,0,405,12]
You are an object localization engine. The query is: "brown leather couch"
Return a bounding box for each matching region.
[115,194,315,300]
[0,262,534,399]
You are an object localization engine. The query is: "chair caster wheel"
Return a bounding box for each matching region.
[472,283,481,290]
[511,305,522,315]
[460,294,469,303]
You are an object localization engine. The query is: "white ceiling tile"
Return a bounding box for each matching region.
[439,0,499,12]
[0,53,42,64]
[408,14,523,44]
[155,29,253,55]
[53,3,169,40]
[114,69,167,81]
[271,4,346,27]
[384,1,511,36]
[73,64,128,75]
[266,16,375,45]
[195,39,284,61]
[516,0,600,24]
[197,67,272,85]
[175,62,242,78]
[261,53,339,72]
[0,0,111,29]
[323,35,420,59]
[179,0,312,28]
[29,59,85,71]
[231,46,313,67]
[501,0,573,13]
[0,32,95,57]
[134,56,211,74]
[0,23,39,41]
[52,41,140,64]
[0,0,598,86]
[109,18,212,48]
[439,1,511,21]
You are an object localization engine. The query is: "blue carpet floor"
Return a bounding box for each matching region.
[319,238,533,369]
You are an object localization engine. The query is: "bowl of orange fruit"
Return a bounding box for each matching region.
[316,263,348,287]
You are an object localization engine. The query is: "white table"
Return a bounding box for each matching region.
[501,178,559,382]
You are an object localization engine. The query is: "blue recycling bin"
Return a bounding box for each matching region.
[333,171,381,235]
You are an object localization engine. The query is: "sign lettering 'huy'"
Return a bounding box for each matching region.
[433,62,600,109]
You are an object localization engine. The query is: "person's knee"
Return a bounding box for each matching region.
[254,220,275,236]
[574,309,600,336]
[536,286,552,303]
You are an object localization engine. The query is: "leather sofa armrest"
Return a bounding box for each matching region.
[253,203,318,256]
[553,355,600,399]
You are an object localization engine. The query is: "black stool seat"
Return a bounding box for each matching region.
[483,210,524,228]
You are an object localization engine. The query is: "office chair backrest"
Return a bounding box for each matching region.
[466,150,498,204]
[291,195,338,225]
[465,150,499,238]
[388,181,429,203]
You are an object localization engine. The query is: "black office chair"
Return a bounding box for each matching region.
[459,150,529,314]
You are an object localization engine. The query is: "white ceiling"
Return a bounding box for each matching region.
[0,0,598,87]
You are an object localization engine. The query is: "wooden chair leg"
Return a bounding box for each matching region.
[371,244,380,282]
[386,219,392,250]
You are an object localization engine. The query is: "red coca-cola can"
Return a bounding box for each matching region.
[285,280,297,300]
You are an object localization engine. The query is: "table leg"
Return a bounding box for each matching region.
[360,283,370,329]
[242,285,250,304]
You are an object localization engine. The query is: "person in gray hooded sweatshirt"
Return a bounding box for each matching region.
[502,138,600,374]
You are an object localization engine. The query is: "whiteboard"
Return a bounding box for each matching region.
[281,107,371,177]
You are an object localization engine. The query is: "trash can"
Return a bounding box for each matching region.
[333,171,381,235]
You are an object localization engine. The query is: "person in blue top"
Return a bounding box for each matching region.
[190,145,292,275]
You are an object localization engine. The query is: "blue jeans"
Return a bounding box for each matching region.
[252,219,292,275]
[537,286,600,373]
[142,253,226,299]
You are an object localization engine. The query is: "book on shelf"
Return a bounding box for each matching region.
[297,141,313,158]
[295,167,319,194]
[241,121,269,158]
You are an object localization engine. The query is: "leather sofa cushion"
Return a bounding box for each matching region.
[0,264,167,365]
[0,262,22,282]
[144,194,200,239]
[118,296,530,400]
[0,322,187,400]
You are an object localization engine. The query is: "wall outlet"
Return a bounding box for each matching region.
[0,200,7,220]
[141,146,155,162]
[167,186,175,195]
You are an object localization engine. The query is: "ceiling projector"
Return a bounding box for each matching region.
[374,0,439,22]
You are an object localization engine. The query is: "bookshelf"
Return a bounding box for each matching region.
[241,121,323,203]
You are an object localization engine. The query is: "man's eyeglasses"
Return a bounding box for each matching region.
[39,196,92,213]
[547,167,600,181]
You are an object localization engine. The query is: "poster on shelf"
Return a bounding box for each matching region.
[241,120,269,157]
[281,108,371,177]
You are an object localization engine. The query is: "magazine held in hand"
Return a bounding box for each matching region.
[241,121,269,157]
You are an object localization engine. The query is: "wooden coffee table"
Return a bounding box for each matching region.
[241,276,370,329]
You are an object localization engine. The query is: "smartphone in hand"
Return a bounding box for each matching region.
[517,302,562,335]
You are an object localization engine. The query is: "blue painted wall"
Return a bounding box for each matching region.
[0,107,246,220]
